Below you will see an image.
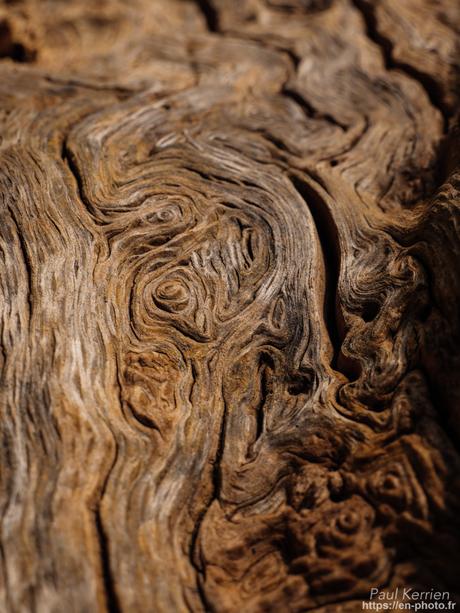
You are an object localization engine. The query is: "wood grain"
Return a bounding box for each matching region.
[0,0,459,611]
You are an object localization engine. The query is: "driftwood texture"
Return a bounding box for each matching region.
[0,0,460,611]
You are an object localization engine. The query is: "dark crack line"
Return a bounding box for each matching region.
[188,388,228,610]
[195,0,219,32]
[283,87,347,130]
[188,504,214,613]
[195,575,216,613]
[61,135,121,611]
[0,20,36,63]
[351,0,450,133]
[94,508,122,613]
[61,138,98,219]
[44,75,135,99]
[189,506,207,574]
[289,173,343,369]
[211,395,227,503]
[93,426,121,613]
[419,364,460,454]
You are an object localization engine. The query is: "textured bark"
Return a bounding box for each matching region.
[0,0,459,611]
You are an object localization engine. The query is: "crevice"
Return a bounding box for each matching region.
[61,138,98,219]
[286,370,312,396]
[126,401,163,437]
[282,46,301,71]
[94,509,121,613]
[195,0,219,32]
[252,128,295,155]
[189,507,207,573]
[419,366,460,454]
[211,396,227,500]
[0,41,35,62]
[430,127,459,191]
[255,352,274,442]
[44,75,134,99]
[188,386,229,609]
[351,0,450,132]
[0,20,36,63]
[289,174,343,368]
[195,575,216,613]
[282,87,347,130]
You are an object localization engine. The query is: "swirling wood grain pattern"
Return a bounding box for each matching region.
[0,0,459,611]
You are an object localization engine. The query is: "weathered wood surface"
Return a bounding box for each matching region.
[0,0,459,611]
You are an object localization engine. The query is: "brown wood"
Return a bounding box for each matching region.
[0,0,459,611]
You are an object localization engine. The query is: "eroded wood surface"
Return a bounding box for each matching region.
[0,0,459,611]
